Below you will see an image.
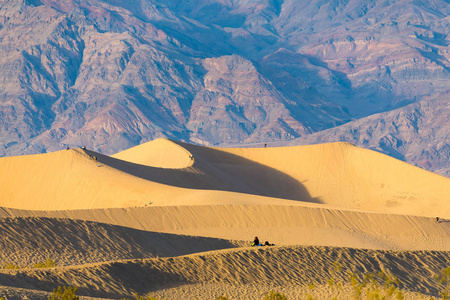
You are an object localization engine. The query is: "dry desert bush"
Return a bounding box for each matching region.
[8,265,450,300]
[1,258,56,270]
[121,292,165,300]
[49,286,79,300]
[262,290,288,300]
[34,258,56,268]
[1,262,21,269]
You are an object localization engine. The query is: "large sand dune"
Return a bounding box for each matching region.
[1,139,450,299]
[1,139,449,215]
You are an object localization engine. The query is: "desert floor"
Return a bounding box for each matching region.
[0,138,450,299]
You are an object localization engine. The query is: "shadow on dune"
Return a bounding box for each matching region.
[0,217,242,266]
[0,246,448,299]
[86,143,321,203]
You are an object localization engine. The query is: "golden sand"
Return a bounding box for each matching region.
[0,139,449,299]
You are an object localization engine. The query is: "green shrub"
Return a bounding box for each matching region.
[437,267,450,300]
[33,258,56,268]
[48,286,79,300]
[262,290,288,300]
[2,262,21,269]
[121,293,164,300]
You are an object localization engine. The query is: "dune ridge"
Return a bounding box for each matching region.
[111,138,194,169]
[1,139,449,216]
[1,245,450,299]
[0,216,242,267]
[1,205,449,251]
[180,141,450,216]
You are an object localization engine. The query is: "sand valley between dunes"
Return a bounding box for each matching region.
[0,138,450,299]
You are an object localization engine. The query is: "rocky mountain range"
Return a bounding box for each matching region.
[0,0,449,176]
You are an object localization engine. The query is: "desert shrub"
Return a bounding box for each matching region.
[262,290,288,300]
[48,286,79,300]
[217,296,229,300]
[347,270,402,300]
[436,267,450,300]
[33,258,56,268]
[2,262,21,269]
[309,261,405,300]
[121,293,164,300]
[306,282,317,300]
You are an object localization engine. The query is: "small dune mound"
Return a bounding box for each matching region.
[112,138,194,168]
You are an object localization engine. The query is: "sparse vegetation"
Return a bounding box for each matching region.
[2,262,21,269]
[305,262,405,300]
[437,267,450,300]
[338,269,402,300]
[48,286,79,300]
[1,259,55,269]
[42,266,450,300]
[262,290,288,300]
[33,258,56,268]
[121,292,164,300]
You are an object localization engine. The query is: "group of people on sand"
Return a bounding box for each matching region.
[251,236,274,247]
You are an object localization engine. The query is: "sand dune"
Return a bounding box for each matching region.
[1,245,449,299]
[1,138,450,299]
[178,141,450,217]
[111,138,194,169]
[0,149,158,210]
[2,205,449,251]
[0,216,242,267]
[1,139,449,216]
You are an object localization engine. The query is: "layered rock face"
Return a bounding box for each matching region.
[0,0,449,176]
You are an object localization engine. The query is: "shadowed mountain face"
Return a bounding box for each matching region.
[0,0,449,176]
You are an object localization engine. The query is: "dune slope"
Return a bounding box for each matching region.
[1,139,450,299]
[177,141,450,216]
[0,246,449,299]
[0,149,161,210]
[0,216,241,267]
[2,206,450,251]
[111,138,194,169]
[0,139,449,217]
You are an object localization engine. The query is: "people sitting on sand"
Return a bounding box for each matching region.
[251,236,261,246]
[251,237,274,247]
